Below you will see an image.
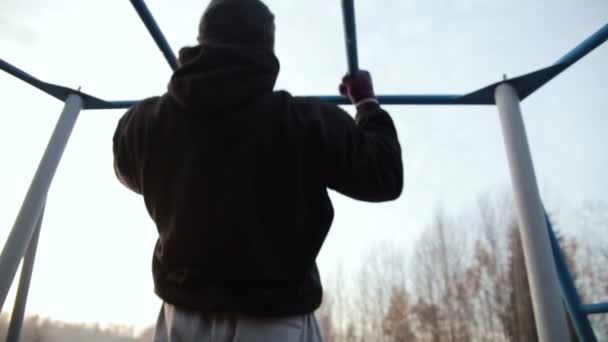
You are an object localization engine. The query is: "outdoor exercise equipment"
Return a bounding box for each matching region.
[1,1,607,341]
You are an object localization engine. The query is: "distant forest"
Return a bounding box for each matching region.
[0,314,152,342]
[1,194,606,341]
[316,194,608,341]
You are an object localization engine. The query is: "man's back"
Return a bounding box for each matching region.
[112,0,403,340]
[114,54,402,315]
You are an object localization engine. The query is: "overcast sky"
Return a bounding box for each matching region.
[0,0,606,331]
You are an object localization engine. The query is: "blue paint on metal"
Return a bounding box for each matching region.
[0,59,135,110]
[0,58,72,103]
[555,24,608,66]
[0,17,606,110]
[545,213,597,341]
[129,0,178,70]
[0,59,37,84]
[506,64,567,100]
[320,94,475,105]
[107,101,139,109]
[108,95,472,109]
[504,23,608,100]
[105,93,494,109]
[583,303,608,316]
[341,0,359,74]
[2,22,608,108]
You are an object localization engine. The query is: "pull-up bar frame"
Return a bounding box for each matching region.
[1,1,607,341]
[0,1,606,109]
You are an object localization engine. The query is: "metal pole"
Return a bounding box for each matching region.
[555,23,608,66]
[546,214,596,341]
[0,93,83,311]
[495,83,570,341]
[129,0,178,70]
[341,0,359,74]
[6,208,45,342]
[583,303,608,315]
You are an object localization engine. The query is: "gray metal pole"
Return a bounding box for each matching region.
[6,208,44,342]
[0,93,83,311]
[495,83,570,341]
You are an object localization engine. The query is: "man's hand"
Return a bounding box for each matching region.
[339,70,377,108]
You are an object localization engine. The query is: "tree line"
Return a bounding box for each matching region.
[317,194,608,341]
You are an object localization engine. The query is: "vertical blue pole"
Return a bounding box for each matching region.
[545,214,597,341]
[341,0,359,74]
[129,0,178,70]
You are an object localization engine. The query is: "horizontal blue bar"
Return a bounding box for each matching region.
[319,95,473,105]
[3,22,606,110]
[583,302,608,315]
[341,0,359,74]
[129,0,178,70]
[555,23,608,66]
[105,100,139,109]
[104,94,484,110]
[1,57,489,109]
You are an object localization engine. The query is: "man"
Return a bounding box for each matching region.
[113,0,403,341]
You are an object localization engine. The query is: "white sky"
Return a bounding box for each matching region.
[0,0,607,331]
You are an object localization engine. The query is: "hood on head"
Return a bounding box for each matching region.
[168,44,280,114]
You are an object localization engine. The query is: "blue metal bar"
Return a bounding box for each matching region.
[6,208,44,342]
[555,23,608,66]
[0,58,39,86]
[0,58,70,102]
[583,303,608,315]
[105,94,486,109]
[319,94,473,105]
[341,0,359,74]
[0,59,134,110]
[3,23,606,109]
[0,59,557,109]
[86,22,608,107]
[105,100,139,109]
[129,0,178,70]
[0,58,108,109]
[1,56,485,108]
[546,214,597,341]
[514,23,608,100]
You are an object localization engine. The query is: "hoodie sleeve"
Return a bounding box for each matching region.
[112,98,159,194]
[318,100,403,202]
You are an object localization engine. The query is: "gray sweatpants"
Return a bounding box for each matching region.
[153,303,324,342]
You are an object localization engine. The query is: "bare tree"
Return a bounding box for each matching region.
[470,192,515,341]
[352,242,410,341]
[411,206,473,341]
[0,314,143,342]
[299,194,607,341]
[317,289,337,342]
[382,286,416,342]
[507,219,538,342]
[411,299,441,342]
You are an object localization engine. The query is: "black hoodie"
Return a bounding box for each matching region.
[113,44,403,316]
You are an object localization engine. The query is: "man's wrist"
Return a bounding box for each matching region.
[355,97,379,109]
[355,98,381,125]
